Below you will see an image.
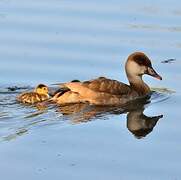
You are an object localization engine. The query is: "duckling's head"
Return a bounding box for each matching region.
[125,52,162,80]
[34,84,49,95]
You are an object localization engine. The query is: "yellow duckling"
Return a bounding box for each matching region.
[17,84,49,104]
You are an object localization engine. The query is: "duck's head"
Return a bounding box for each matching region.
[125,52,162,81]
[34,84,49,95]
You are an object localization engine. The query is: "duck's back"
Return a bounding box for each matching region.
[81,77,132,95]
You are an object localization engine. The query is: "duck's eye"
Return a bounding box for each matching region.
[149,68,154,73]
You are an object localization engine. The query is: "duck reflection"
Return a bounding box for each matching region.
[57,97,163,138]
[127,108,163,139]
[0,90,163,141]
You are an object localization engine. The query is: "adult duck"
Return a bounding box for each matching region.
[52,52,162,105]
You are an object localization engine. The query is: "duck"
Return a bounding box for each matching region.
[17,84,49,104]
[52,52,162,106]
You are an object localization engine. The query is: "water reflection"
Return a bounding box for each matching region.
[3,128,28,141]
[127,108,163,139]
[0,99,163,141]
[57,97,163,139]
[0,86,165,141]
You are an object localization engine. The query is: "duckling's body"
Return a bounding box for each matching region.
[17,84,49,104]
[52,52,162,106]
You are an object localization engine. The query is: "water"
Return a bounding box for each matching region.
[0,0,181,179]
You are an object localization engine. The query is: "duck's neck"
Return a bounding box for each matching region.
[128,76,150,96]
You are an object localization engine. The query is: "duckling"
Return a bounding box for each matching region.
[17,84,49,104]
[52,52,162,106]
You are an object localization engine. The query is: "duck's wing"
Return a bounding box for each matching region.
[62,77,131,96]
[82,77,131,95]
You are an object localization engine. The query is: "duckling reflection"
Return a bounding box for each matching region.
[57,100,163,138]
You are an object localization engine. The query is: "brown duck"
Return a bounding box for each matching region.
[52,52,162,105]
[17,84,49,104]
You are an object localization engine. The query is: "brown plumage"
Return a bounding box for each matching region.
[52,52,162,106]
[81,77,132,95]
[17,84,49,104]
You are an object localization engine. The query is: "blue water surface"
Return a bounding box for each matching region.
[0,0,181,180]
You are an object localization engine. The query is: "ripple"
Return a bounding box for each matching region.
[0,84,168,141]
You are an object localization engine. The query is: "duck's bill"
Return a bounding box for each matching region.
[147,67,162,80]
